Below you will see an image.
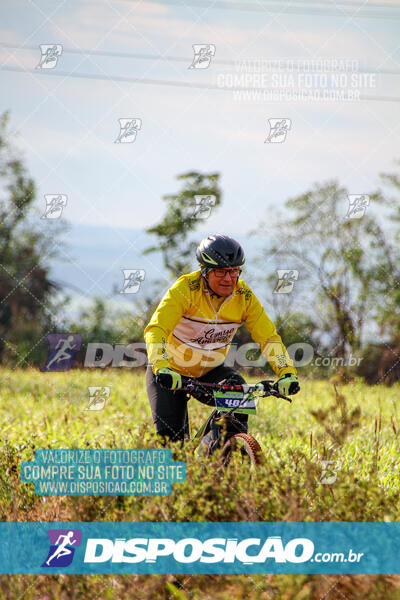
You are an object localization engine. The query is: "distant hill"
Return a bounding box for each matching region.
[49,224,268,311]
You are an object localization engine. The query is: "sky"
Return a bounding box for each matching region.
[1,0,400,305]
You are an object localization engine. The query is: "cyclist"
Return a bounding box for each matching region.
[144,234,299,443]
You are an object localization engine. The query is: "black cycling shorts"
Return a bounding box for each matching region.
[146,363,249,442]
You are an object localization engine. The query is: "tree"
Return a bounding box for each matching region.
[0,111,64,365]
[374,161,400,341]
[356,161,400,385]
[143,171,222,279]
[256,180,390,358]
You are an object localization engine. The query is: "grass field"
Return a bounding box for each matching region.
[1,368,400,599]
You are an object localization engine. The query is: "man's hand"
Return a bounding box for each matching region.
[273,373,300,396]
[156,367,182,390]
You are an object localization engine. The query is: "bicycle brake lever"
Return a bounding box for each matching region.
[256,380,274,393]
[258,380,292,403]
[271,389,292,403]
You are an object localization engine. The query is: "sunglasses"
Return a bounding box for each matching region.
[212,268,242,278]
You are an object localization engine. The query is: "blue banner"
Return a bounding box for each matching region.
[0,523,399,574]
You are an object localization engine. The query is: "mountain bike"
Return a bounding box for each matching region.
[180,377,292,471]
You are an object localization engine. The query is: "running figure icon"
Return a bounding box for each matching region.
[45,335,76,370]
[45,531,77,566]
[41,528,82,568]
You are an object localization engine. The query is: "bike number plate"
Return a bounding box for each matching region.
[213,391,256,414]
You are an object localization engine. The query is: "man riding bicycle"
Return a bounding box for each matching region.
[144,234,300,443]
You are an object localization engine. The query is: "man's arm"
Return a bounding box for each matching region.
[243,285,297,378]
[144,277,190,374]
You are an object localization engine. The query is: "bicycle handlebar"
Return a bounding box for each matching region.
[179,376,292,403]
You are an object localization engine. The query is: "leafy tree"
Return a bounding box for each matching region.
[257,180,389,358]
[0,111,64,365]
[354,161,400,385]
[144,171,221,278]
[274,311,319,352]
[374,161,400,341]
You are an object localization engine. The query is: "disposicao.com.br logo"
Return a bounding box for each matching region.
[0,522,378,574]
[82,536,362,565]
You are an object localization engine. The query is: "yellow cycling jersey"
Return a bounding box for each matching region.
[144,269,297,379]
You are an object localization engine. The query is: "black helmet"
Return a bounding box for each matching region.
[196,234,245,269]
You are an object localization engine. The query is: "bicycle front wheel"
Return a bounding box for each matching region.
[220,433,264,472]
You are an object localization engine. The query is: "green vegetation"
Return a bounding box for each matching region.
[144,171,222,279]
[1,369,399,598]
[0,112,65,367]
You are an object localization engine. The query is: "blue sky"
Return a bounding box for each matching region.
[1,0,400,309]
[1,0,400,229]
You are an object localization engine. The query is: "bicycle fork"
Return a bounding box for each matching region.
[194,417,222,458]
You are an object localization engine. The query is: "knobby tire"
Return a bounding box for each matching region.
[220,433,264,470]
